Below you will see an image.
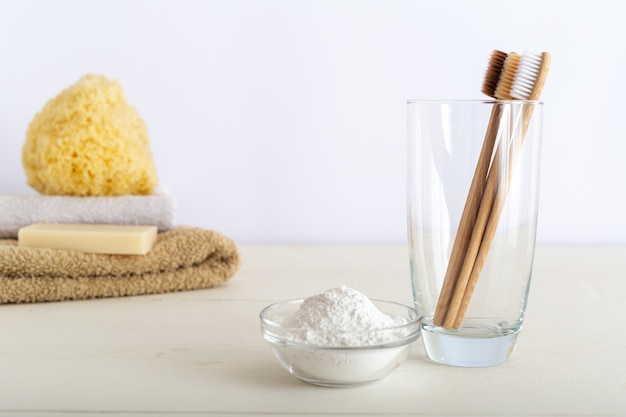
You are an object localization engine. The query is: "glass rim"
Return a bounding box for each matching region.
[407,98,543,105]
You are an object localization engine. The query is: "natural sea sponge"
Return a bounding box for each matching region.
[22,74,158,196]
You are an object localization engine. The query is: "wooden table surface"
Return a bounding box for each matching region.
[1,245,625,416]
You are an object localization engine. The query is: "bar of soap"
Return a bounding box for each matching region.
[18,223,158,255]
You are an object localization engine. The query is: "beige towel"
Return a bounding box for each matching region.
[0,226,240,304]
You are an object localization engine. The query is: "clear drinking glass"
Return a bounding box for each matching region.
[407,99,543,367]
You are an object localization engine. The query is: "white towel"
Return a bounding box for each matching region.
[0,188,176,239]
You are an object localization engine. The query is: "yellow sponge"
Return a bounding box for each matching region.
[22,74,158,196]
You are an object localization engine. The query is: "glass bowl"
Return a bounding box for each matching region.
[259,298,421,387]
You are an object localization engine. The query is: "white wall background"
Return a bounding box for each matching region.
[1,0,624,244]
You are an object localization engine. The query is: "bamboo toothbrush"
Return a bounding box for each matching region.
[437,52,522,328]
[447,51,551,329]
[432,50,508,326]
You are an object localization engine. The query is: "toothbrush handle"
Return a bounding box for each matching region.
[432,103,502,326]
[451,102,536,328]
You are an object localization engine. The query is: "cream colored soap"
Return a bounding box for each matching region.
[18,223,158,255]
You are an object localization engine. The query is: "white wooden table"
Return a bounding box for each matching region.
[1,245,625,416]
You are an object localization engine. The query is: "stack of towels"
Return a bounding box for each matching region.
[0,75,240,304]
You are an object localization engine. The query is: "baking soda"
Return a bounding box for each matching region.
[281,285,409,347]
[274,285,417,385]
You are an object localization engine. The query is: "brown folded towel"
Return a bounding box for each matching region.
[0,226,240,304]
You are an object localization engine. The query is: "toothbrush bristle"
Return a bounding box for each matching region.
[481,50,508,98]
[510,52,543,100]
[494,52,520,100]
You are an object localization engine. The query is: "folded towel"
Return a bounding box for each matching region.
[0,188,176,239]
[0,226,240,304]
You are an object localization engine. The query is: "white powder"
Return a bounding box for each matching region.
[272,285,417,386]
[281,285,409,347]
